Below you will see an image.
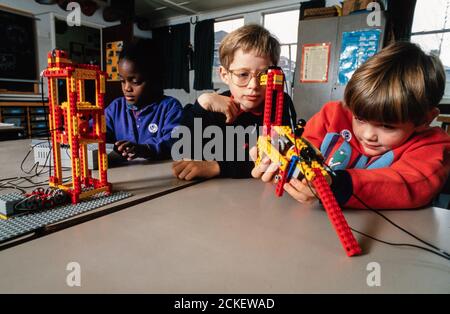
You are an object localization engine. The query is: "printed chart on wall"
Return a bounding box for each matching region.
[338,29,381,85]
[300,43,331,83]
[106,41,123,81]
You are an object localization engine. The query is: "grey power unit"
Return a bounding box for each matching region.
[32,139,114,170]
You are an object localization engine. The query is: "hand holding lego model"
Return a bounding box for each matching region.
[115,140,152,160]
[198,93,241,124]
[250,146,318,204]
[250,66,361,256]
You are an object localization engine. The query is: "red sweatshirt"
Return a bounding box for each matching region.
[302,101,450,209]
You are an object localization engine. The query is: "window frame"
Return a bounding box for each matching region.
[212,17,245,87]
[262,9,300,95]
[410,0,450,103]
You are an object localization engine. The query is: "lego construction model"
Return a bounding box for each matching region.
[43,50,111,204]
[0,50,131,243]
[256,66,362,257]
[0,50,113,218]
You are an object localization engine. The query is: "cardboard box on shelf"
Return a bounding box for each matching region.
[303,6,340,20]
[342,0,378,16]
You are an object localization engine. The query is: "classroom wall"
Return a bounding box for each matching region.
[154,0,342,106]
[0,0,119,98]
[0,0,342,103]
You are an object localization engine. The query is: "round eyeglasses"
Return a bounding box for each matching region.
[227,69,268,87]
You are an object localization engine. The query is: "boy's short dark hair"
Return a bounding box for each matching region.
[344,41,445,125]
[119,39,163,93]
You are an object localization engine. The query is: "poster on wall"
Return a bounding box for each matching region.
[106,41,123,81]
[338,29,381,85]
[300,43,331,83]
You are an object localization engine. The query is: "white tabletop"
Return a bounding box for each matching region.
[0,174,448,293]
[0,139,197,246]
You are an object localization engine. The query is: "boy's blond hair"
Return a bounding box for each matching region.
[344,41,445,125]
[219,24,280,70]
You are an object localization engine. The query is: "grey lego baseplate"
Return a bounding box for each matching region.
[0,191,131,243]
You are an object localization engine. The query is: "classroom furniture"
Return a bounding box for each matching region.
[0,102,48,139]
[0,125,25,141]
[0,140,448,293]
[293,12,386,120]
[437,115,450,135]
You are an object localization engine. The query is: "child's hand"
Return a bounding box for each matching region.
[172,160,220,180]
[283,178,318,204]
[115,140,151,160]
[198,93,241,123]
[249,146,279,182]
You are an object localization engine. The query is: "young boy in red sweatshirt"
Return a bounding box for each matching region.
[252,41,450,209]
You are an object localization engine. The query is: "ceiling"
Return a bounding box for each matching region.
[135,0,278,22]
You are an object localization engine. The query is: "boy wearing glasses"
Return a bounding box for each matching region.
[173,24,296,180]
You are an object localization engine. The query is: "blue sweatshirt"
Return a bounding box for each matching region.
[105,96,183,159]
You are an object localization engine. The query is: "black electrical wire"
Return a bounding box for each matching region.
[0,129,68,192]
[320,162,450,261]
[0,185,26,193]
[351,228,450,260]
[350,192,450,261]
[19,140,51,176]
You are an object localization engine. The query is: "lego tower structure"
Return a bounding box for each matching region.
[43,50,111,204]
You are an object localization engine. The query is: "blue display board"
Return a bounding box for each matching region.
[338,29,381,85]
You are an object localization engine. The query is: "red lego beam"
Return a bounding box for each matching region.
[311,168,362,257]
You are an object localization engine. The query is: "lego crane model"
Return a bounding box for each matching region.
[43,50,112,204]
[256,66,361,257]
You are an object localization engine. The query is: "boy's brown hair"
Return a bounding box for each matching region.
[344,41,445,125]
[219,24,281,70]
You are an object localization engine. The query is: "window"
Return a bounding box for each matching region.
[213,18,245,83]
[411,0,450,100]
[264,10,300,90]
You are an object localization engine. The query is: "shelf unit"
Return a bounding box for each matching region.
[0,101,49,139]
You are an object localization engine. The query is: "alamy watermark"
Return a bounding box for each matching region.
[366,262,381,287]
[66,261,81,287]
[171,118,258,161]
[366,1,382,27]
[66,2,81,26]
[170,118,287,163]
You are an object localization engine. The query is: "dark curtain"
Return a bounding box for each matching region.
[152,23,190,93]
[193,19,214,90]
[384,0,417,45]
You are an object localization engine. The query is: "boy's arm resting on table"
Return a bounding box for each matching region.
[217,160,255,179]
[172,160,220,180]
[173,160,254,180]
[334,140,450,209]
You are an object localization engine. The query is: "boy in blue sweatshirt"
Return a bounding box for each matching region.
[106,39,183,160]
